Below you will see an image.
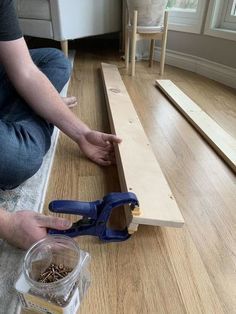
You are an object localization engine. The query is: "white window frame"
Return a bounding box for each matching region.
[204,0,236,41]
[167,0,207,34]
[221,0,236,30]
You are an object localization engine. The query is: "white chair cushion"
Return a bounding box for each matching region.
[16,0,51,20]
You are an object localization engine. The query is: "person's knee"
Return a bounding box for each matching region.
[38,48,72,85]
[33,48,72,92]
[47,48,72,81]
[0,143,43,190]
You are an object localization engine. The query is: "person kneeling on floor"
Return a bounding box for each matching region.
[0,0,121,249]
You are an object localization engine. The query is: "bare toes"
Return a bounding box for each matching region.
[62,96,78,108]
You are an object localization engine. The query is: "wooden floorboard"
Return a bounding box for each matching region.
[43,44,236,314]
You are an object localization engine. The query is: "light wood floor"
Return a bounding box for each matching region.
[44,41,236,314]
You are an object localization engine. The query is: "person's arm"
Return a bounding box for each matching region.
[0,208,72,250]
[0,38,121,165]
[0,38,90,142]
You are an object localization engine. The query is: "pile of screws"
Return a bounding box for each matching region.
[37,263,73,283]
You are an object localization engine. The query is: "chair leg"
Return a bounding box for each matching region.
[125,32,130,70]
[131,10,138,77]
[160,11,168,76]
[149,39,155,68]
[60,40,68,57]
[125,7,130,70]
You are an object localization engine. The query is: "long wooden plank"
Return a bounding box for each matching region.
[101,63,184,232]
[156,79,236,173]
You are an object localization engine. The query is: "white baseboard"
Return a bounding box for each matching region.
[144,47,236,89]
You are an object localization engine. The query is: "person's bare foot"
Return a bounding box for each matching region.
[62,96,77,108]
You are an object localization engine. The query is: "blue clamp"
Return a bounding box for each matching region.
[48,192,139,242]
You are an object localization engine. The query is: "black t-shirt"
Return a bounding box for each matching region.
[0,0,22,41]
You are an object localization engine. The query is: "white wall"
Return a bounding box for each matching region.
[164,31,236,68]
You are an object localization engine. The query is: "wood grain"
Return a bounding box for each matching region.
[41,42,236,314]
[156,79,236,173]
[101,63,184,231]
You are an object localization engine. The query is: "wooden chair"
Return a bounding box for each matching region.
[125,5,168,76]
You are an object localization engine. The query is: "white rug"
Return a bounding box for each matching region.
[0,51,75,314]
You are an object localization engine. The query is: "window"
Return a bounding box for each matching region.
[166,0,207,33]
[221,0,236,30]
[204,0,236,41]
[167,0,198,11]
[233,0,236,15]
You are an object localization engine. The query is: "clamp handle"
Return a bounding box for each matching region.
[49,199,101,219]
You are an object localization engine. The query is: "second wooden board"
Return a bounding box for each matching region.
[156,80,236,173]
[101,63,184,232]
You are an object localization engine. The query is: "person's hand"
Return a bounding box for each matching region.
[77,130,122,166]
[2,210,72,250]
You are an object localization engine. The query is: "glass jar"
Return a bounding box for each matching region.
[15,235,90,314]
